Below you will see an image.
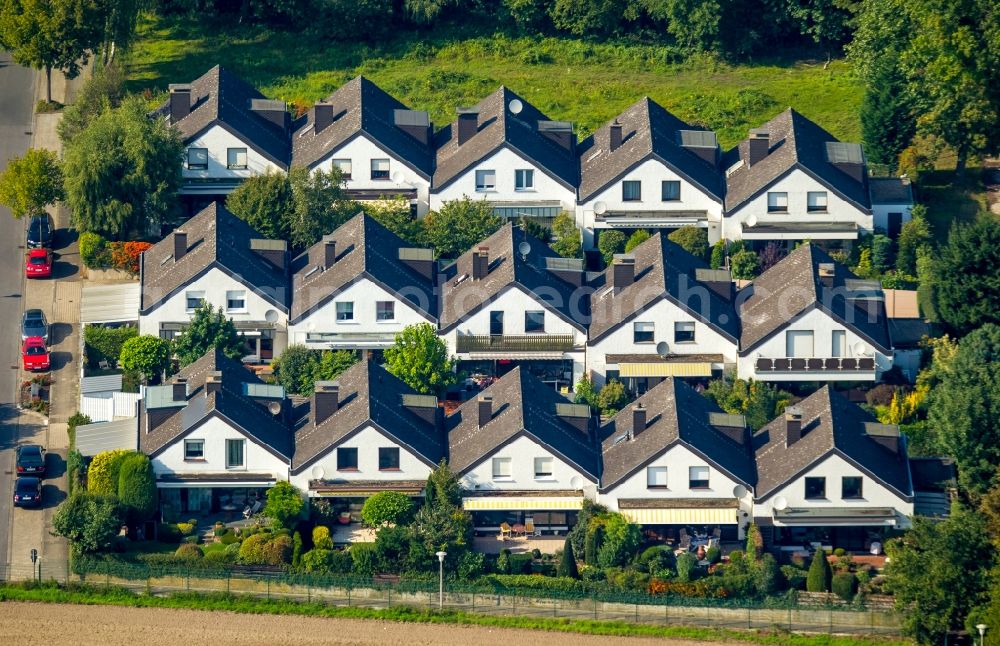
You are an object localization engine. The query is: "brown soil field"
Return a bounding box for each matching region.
[0,601,726,645]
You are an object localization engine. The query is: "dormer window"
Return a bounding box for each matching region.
[371,158,390,180]
[227,148,247,170]
[187,148,208,170]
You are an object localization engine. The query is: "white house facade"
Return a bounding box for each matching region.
[180,124,283,187]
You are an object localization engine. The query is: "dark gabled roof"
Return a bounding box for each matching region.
[290,361,445,472]
[139,349,292,460]
[888,318,938,348]
[869,177,914,204]
[439,223,586,331]
[446,367,599,481]
[432,87,578,191]
[737,243,891,354]
[577,98,723,203]
[289,213,435,322]
[600,378,754,491]
[723,108,869,213]
[589,233,738,342]
[140,203,288,314]
[290,76,433,177]
[158,65,290,168]
[753,386,912,500]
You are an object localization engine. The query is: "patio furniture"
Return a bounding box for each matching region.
[870,541,882,555]
[98,359,111,370]
[525,519,540,537]
[512,523,526,538]
[711,527,721,539]
[499,522,512,541]
[678,535,691,552]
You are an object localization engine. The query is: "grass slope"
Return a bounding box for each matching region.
[126,15,863,148]
[0,582,908,646]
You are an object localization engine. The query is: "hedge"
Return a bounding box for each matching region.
[84,325,138,367]
[831,572,857,601]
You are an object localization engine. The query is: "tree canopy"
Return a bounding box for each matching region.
[361,491,414,528]
[172,303,245,366]
[118,335,171,382]
[0,148,63,219]
[550,211,582,259]
[51,492,123,554]
[667,226,709,259]
[931,218,1000,336]
[117,452,157,524]
[263,481,304,530]
[422,197,502,259]
[273,345,357,395]
[384,323,459,395]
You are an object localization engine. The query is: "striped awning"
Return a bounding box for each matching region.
[466,352,567,360]
[619,362,714,377]
[463,497,583,511]
[620,507,737,525]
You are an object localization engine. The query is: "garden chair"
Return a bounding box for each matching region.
[499,522,511,541]
[525,519,540,537]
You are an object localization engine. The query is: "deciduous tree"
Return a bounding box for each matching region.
[0,148,63,218]
[263,481,304,530]
[51,492,123,553]
[118,335,171,383]
[421,197,502,258]
[384,323,458,395]
[171,303,245,366]
[361,491,414,528]
[550,211,582,259]
[668,226,709,259]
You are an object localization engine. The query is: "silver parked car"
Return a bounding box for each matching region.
[21,309,48,343]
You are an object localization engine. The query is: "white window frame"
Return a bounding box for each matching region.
[807,191,828,213]
[688,466,710,489]
[515,169,534,191]
[226,147,248,170]
[524,310,545,333]
[475,169,496,191]
[832,330,847,357]
[492,457,512,480]
[332,159,352,180]
[187,147,208,170]
[674,321,696,343]
[371,158,390,180]
[646,466,668,488]
[225,438,245,470]
[184,439,204,460]
[786,330,815,358]
[185,290,206,312]
[376,301,395,322]
[225,289,247,312]
[767,192,788,213]
[533,456,553,479]
[335,301,354,321]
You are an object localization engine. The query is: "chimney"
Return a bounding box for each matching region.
[172,378,188,402]
[457,108,479,146]
[312,381,339,426]
[398,247,435,281]
[472,246,489,280]
[609,120,623,152]
[314,102,334,133]
[250,239,287,271]
[323,237,337,269]
[402,393,440,427]
[632,404,647,438]
[612,254,635,292]
[168,84,192,122]
[250,98,288,132]
[477,394,493,427]
[205,371,222,395]
[818,263,835,288]
[785,406,803,446]
[394,109,431,146]
[748,129,770,166]
[538,120,575,153]
[173,230,188,261]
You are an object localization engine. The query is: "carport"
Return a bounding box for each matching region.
[75,418,137,457]
[80,283,140,325]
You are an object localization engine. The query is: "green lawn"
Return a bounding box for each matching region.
[125,15,863,148]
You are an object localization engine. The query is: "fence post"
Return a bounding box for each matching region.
[471,592,475,612]
[267,578,270,600]
[635,603,639,623]
[307,583,311,603]
[186,573,190,591]
[664,603,668,625]
[387,589,391,608]
[829,609,833,634]
[347,588,351,607]
[226,572,230,595]
[748,606,752,630]
[146,575,151,596]
[788,607,792,632]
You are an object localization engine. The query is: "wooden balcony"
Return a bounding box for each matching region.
[755,356,876,373]
[456,334,576,353]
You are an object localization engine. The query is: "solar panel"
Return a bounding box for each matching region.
[544,257,584,271]
[556,403,590,418]
[402,393,437,408]
[695,268,732,283]
[145,385,183,410]
[709,412,746,428]
[864,422,900,437]
[678,130,718,148]
[825,141,864,164]
[537,120,573,132]
[242,383,285,399]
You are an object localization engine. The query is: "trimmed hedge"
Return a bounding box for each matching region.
[831,572,857,601]
[84,325,138,367]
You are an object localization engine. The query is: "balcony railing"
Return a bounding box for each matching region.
[755,356,876,373]
[456,334,576,353]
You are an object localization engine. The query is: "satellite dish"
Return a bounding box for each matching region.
[264,309,279,324]
[268,401,282,416]
[746,214,758,228]
[773,496,788,511]
[853,342,867,357]
[656,341,669,358]
[732,484,747,499]
[569,475,583,489]
[508,99,523,115]
[518,240,531,260]
[391,170,405,183]
[311,466,325,480]
[593,201,607,215]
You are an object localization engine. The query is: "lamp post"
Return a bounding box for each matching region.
[435,551,447,610]
[977,624,987,646]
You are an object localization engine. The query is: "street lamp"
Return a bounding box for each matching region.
[435,551,447,610]
[977,624,987,646]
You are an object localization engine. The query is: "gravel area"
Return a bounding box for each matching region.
[0,601,721,645]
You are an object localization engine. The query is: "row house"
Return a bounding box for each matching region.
[159,67,911,248]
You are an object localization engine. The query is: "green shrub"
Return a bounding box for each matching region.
[238,533,271,565]
[219,529,238,545]
[360,491,413,527]
[457,551,486,579]
[833,547,846,557]
[157,523,182,544]
[117,453,157,524]
[705,545,721,564]
[745,523,763,559]
[174,543,203,561]
[312,525,333,550]
[531,548,542,560]
[637,545,676,577]
[597,380,629,416]
[604,567,651,591]
[781,565,807,590]
[584,524,603,565]
[676,552,699,582]
[292,531,303,567]
[182,535,199,545]
[301,548,336,573]
[557,538,579,579]
[598,230,627,265]
[806,550,832,592]
[480,574,585,593]
[668,226,709,259]
[176,522,195,536]
[79,232,108,268]
[350,542,378,576]
[831,572,857,601]
[87,449,133,495]
[83,325,138,367]
[754,553,783,594]
[261,534,293,565]
[496,548,511,574]
[203,544,236,565]
[508,553,533,574]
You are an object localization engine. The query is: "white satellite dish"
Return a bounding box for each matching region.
[268,401,282,416]
[773,496,788,511]
[518,240,531,260]
[569,475,583,489]
[508,99,523,115]
[853,342,867,357]
[391,170,405,183]
[746,214,758,228]
[732,484,747,499]
[311,466,325,480]
[593,201,607,215]
[264,309,279,324]
[656,341,669,358]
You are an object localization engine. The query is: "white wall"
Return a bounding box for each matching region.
[312,134,430,217]
[151,415,288,478]
[753,452,913,520]
[724,169,872,241]
[182,125,282,183]
[737,307,892,381]
[872,203,913,234]
[588,298,737,387]
[139,267,287,336]
[460,435,594,491]
[289,424,434,492]
[289,277,433,347]
[430,147,576,212]
[577,158,723,248]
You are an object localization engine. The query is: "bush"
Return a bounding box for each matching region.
[312,525,333,550]
[508,553,533,574]
[781,565,807,590]
[624,229,650,253]
[496,548,511,574]
[264,481,304,530]
[597,380,629,415]
[754,553,783,594]
[584,524,603,565]
[481,574,585,593]
[157,523,182,544]
[174,543,203,561]
[557,538,579,579]
[745,523,763,559]
[833,547,846,557]
[597,514,642,568]
[676,552,699,582]
[457,551,486,579]
[292,531,303,567]
[705,545,721,564]
[87,449,133,495]
[51,493,124,554]
[831,572,858,601]
[238,533,271,565]
[301,548,338,573]
[531,548,542,560]
[351,542,378,576]
[806,550,832,592]
[597,230,627,265]
[668,226,709,259]
[117,453,157,524]
[176,522,195,536]
[730,249,760,280]
[361,491,414,528]
[83,325,138,368]
[261,534,293,565]
[219,529,238,545]
[79,232,108,268]
[866,383,897,407]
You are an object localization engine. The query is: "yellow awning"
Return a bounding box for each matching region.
[619,362,714,378]
[463,497,584,511]
[620,507,737,525]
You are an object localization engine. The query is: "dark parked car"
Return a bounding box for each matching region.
[13,477,41,508]
[26,214,53,249]
[21,309,48,343]
[16,444,45,477]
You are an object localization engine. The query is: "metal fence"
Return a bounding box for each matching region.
[0,560,903,637]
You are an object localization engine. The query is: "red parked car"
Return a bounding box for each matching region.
[21,337,50,372]
[25,249,52,278]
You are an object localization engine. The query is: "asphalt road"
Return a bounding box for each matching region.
[0,53,35,569]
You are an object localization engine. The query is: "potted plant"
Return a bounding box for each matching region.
[338,511,351,525]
